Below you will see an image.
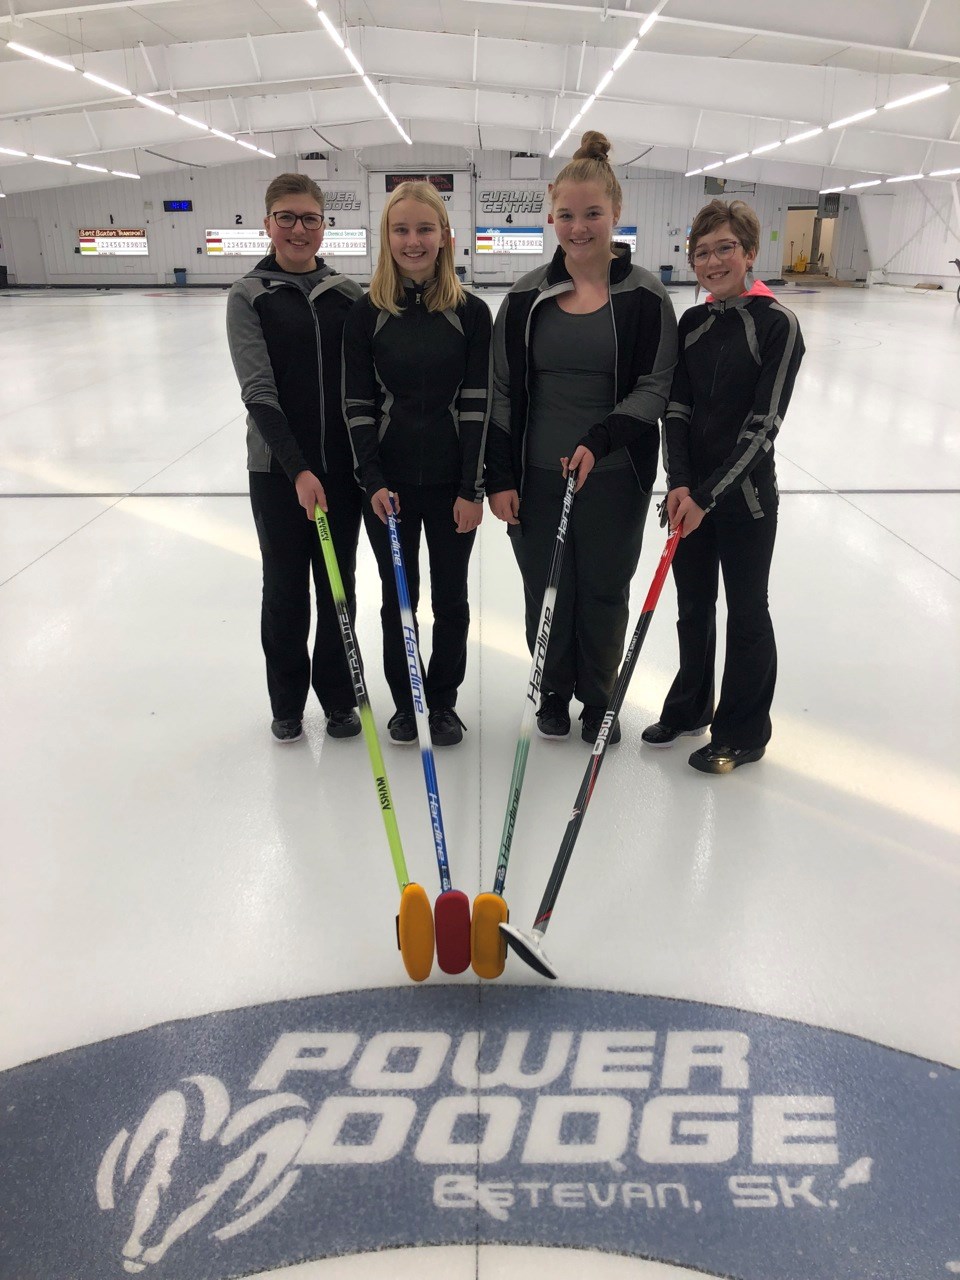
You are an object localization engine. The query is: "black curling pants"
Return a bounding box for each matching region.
[249,469,362,721]
[363,482,476,714]
[660,475,778,749]
[510,466,649,709]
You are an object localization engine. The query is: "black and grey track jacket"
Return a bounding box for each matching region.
[226,254,363,480]
[342,283,493,502]
[663,282,805,517]
[485,243,678,496]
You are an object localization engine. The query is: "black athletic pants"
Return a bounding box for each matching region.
[660,473,778,749]
[249,469,362,721]
[511,466,649,708]
[363,481,476,713]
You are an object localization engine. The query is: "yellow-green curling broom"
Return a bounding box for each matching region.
[315,504,434,981]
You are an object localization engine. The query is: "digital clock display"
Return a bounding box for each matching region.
[163,200,193,212]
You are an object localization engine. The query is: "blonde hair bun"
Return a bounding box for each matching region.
[574,130,612,163]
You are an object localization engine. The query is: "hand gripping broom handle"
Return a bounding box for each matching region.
[315,505,411,892]
[493,470,577,897]
[531,524,683,934]
[386,501,454,894]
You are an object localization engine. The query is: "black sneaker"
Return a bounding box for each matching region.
[271,718,303,743]
[388,710,417,745]
[641,721,709,748]
[326,708,361,739]
[580,705,622,745]
[429,707,466,746]
[688,743,765,774]
[537,693,571,739]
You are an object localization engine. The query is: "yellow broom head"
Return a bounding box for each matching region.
[471,892,508,979]
[397,883,434,982]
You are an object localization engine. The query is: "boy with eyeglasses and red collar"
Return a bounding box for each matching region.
[643,199,805,773]
[227,172,364,745]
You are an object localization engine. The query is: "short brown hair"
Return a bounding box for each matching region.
[687,199,760,266]
[264,172,325,215]
[551,130,622,216]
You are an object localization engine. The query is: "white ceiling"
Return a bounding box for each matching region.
[0,0,958,194]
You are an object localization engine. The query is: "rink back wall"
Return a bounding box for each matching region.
[0,145,869,288]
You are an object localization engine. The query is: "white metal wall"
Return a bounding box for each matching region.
[0,147,825,288]
[858,183,960,287]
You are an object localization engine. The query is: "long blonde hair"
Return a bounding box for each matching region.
[370,181,464,315]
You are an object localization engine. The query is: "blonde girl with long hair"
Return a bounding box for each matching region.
[342,181,493,746]
[486,131,678,744]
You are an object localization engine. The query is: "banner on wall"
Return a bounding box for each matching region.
[614,225,637,251]
[78,229,148,256]
[323,188,363,211]
[206,228,368,256]
[385,173,455,192]
[476,226,544,255]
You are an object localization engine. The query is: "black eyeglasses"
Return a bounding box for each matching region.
[270,210,324,230]
[692,240,741,265]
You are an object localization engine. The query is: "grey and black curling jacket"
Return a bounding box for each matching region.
[662,281,804,517]
[342,283,493,502]
[485,243,678,495]
[226,254,363,479]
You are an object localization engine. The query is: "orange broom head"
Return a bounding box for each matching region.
[434,889,472,974]
[397,883,434,982]
[471,893,508,979]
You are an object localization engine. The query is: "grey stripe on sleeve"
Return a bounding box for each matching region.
[737,308,762,365]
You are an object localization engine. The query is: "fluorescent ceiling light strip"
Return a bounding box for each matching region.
[613,37,639,70]
[581,93,596,112]
[886,173,925,182]
[638,13,657,38]
[784,127,823,144]
[317,9,345,47]
[211,128,236,141]
[726,152,749,163]
[305,0,318,8]
[257,148,276,157]
[33,153,72,165]
[884,84,949,110]
[0,145,29,157]
[849,179,882,188]
[702,160,723,171]
[929,166,960,176]
[819,186,846,193]
[344,47,364,75]
[595,70,614,95]
[111,169,140,179]
[684,168,703,176]
[83,71,132,96]
[7,41,76,72]
[178,114,209,130]
[235,139,258,150]
[76,162,108,172]
[752,141,781,155]
[362,75,379,96]
[136,95,176,115]
[828,108,877,129]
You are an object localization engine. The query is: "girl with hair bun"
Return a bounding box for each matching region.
[342,181,492,747]
[642,198,805,773]
[486,131,678,744]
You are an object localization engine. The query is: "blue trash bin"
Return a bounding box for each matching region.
[173,267,187,287]
[659,265,673,285]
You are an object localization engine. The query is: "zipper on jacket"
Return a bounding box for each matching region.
[521,280,573,494]
[268,276,328,473]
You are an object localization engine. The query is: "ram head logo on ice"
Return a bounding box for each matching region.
[96,1074,308,1273]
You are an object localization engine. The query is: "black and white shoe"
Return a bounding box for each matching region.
[641,721,708,748]
[580,706,622,745]
[537,693,571,739]
[271,718,303,744]
[326,709,361,739]
[429,707,466,746]
[388,710,417,745]
[688,743,765,774]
